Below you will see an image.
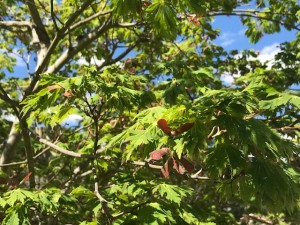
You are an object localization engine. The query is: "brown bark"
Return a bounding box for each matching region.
[20,119,35,188]
[0,121,21,169]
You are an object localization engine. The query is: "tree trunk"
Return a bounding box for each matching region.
[20,119,35,188]
[0,120,21,169]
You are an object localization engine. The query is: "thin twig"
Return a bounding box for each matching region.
[39,138,84,157]
[208,12,300,31]
[98,41,139,70]
[39,165,67,189]
[0,160,27,167]
[0,84,20,109]
[64,168,93,189]
[88,101,112,223]
[50,0,59,31]
[113,201,151,219]
[69,10,112,32]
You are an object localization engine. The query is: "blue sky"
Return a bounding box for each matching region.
[212,15,298,85]
[213,15,297,53]
[8,15,298,78]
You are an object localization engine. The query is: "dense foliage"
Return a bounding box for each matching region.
[1,0,300,224]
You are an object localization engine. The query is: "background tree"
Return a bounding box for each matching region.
[1,0,300,224]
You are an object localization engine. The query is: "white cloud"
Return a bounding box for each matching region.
[1,114,17,122]
[220,42,281,86]
[220,73,234,86]
[11,52,26,67]
[1,112,83,127]
[218,30,244,47]
[256,42,280,64]
[233,42,280,66]
[219,32,236,47]
[221,39,235,47]
[61,114,83,126]
[77,56,104,67]
[0,49,27,67]
[77,57,124,70]
[219,32,230,40]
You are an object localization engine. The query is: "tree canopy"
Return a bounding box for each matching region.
[1,0,300,224]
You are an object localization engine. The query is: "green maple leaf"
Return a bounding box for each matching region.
[4,211,20,225]
[5,189,33,206]
[152,183,192,205]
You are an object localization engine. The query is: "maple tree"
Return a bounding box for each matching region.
[1,0,300,224]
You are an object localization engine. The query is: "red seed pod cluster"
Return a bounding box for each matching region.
[149,148,194,178]
[157,119,194,137]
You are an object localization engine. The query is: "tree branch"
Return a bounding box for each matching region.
[23,0,95,98]
[37,136,102,158]
[20,119,35,188]
[113,201,151,219]
[69,10,113,32]
[87,101,111,222]
[131,160,210,180]
[98,41,138,70]
[0,121,21,168]
[39,138,83,158]
[225,9,296,16]
[64,168,93,189]
[26,0,50,46]
[0,146,50,167]
[117,22,140,28]
[34,0,94,75]
[0,84,20,111]
[19,132,212,182]
[276,125,300,133]
[208,11,300,31]
[0,21,31,31]
[50,0,59,31]
[45,18,113,75]
[131,160,163,169]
